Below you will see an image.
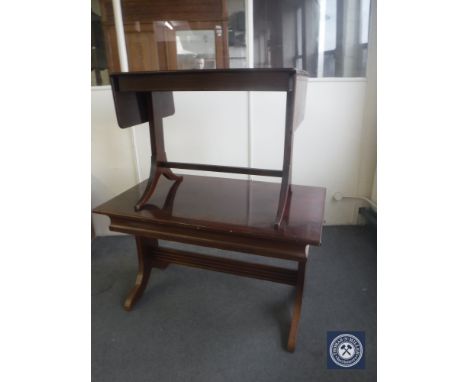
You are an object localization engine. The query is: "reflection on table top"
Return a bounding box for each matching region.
[93,174,326,246]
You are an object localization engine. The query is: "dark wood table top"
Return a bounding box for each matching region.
[111,68,309,93]
[93,175,326,246]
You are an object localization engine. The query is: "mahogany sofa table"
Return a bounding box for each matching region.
[93,174,325,352]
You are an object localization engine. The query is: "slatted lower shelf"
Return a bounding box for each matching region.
[152,247,298,286]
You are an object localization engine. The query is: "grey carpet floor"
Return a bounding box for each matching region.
[92,226,376,382]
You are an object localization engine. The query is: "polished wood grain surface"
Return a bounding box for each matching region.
[93,174,326,246]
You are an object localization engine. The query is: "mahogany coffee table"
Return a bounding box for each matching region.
[93,174,325,352]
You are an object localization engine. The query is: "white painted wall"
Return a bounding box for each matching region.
[133,91,250,180]
[91,86,138,236]
[249,78,370,224]
[356,0,377,216]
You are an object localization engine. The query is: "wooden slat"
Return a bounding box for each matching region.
[113,70,296,92]
[158,161,283,177]
[152,247,298,285]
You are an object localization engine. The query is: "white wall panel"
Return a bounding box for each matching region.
[250,80,369,225]
[249,91,286,175]
[91,87,138,235]
[293,80,368,224]
[133,91,250,180]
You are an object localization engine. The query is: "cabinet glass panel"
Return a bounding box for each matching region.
[97,0,246,73]
[176,30,216,69]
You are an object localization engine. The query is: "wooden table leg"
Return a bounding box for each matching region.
[287,261,306,352]
[124,236,157,311]
[134,159,161,211]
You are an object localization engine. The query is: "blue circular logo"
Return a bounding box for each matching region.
[329,333,363,368]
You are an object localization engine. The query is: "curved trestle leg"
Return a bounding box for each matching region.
[162,168,183,182]
[275,186,293,229]
[134,161,183,211]
[287,261,306,352]
[124,237,156,311]
[134,160,161,211]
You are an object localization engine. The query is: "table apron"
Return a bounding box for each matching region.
[109,218,308,262]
